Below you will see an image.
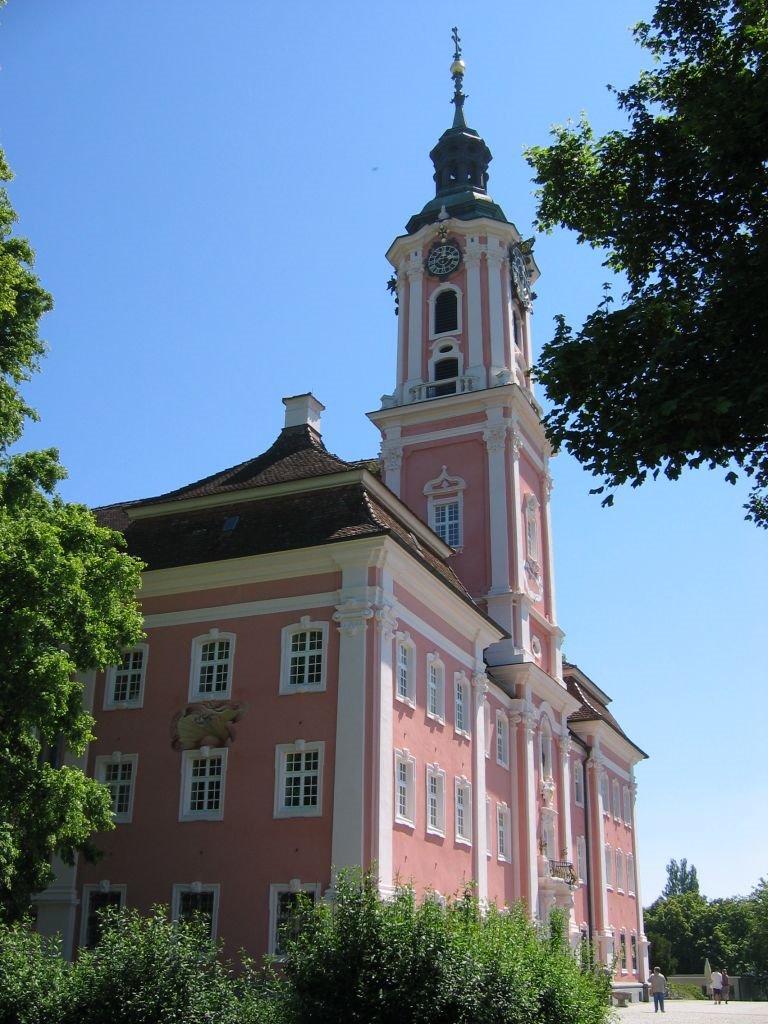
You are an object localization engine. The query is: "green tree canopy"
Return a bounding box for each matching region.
[525,0,768,524]
[663,857,700,897]
[0,145,144,918]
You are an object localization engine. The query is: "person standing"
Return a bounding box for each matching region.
[651,967,667,1013]
[721,969,730,1005]
[712,968,723,1004]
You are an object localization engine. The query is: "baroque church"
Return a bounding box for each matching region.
[36,35,649,999]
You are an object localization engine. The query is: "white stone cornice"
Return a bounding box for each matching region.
[333,599,374,637]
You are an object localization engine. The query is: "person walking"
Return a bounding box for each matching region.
[712,968,723,1004]
[721,969,730,1005]
[651,967,667,1013]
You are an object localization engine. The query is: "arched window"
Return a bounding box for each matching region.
[539,718,553,780]
[434,290,458,334]
[432,356,459,396]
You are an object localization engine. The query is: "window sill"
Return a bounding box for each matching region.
[455,836,472,848]
[426,826,445,839]
[280,684,326,695]
[426,712,445,726]
[496,759,510,770]
[395,817,415,830]
[104,701,144,711]
[274,806,322,819]
[454,729,471,740]
[395,696,416,709]
[180,811,224,823]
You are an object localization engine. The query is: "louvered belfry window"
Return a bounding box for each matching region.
[434,290,458,334]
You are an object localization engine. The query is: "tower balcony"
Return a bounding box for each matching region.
[408,374,479,403]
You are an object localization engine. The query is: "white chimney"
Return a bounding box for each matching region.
[282,393,324,432]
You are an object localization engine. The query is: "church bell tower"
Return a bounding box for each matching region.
[369,30,563,681]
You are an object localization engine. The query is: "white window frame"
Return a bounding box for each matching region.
[431,496,463,548]
[623,785,632,826]
[80,883,127,948]
[631,931,639,971]
[395,632,416,706]
[539,718,553,781]
[576,835,587,883]
[279,617,328,694]
[94,753,138,824]
[612,779,622,821]
[104,644,148,710]
[600,772,610,814]
[268,881,321,958]
[574,760,585,806]
[619,929,628,972]
[426,763,446,837]
[495,710,509,768]
[189,628,235,700]
[180,747,228,821]
[454,777,472,845]
[616,849,626,892]
[497,802,511,862]
[426,654,445,722]
[274,740,324,818]
[424,467,466,551]
[428,284,463,339]
[171,882,220,939]
[605,843,613,888]
[524,493,541,566]
[394,749,416,827]
[454,672,471,738]
[627,853,636,895]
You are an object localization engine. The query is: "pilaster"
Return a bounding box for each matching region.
[510,699,538,916]
[373,604,398,894]
[330,595,374,873]
[472,672,489,904]
[405,256,424,390]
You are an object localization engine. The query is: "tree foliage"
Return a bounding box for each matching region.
[525,0,768,524]
[281,869,611,1024]
[662,857,700,897]
[0,145,144,917]
[645,870,768,993]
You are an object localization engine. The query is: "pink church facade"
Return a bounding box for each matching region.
[36,43,649,998]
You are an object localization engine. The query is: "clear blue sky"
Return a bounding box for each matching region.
[2,1,765,904]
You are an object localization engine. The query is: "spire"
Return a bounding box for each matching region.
[405,29,508,234]
[450,26,467,130]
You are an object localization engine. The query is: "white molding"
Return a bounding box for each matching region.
[188,629,236,701]
[94,753,138,825]
[279,618,329,694]
[143,591,338,629]
[179,747,228,822]
[274,741,325,819]
[103,643,149,710]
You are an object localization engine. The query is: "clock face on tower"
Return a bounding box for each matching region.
[510,244,531,308]
[426,242,462,277]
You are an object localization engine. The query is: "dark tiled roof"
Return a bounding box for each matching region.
[141,424,353,504]
[94,481,475,606]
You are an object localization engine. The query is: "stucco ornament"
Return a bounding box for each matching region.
[171,700,247,750]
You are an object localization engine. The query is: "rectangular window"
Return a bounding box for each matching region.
[605,844,613,887]
[620,931,628,971]
[95,754,137,823]
[396,635,415,705]
[616,850,626,891]
[172,884,219,939]
[105,646,148,709]
[454,675,470,737]
[496,711,509,767]
[600,773,610,813]
[180,748,227,821]
[426,657,444,721]
[574,761,584,806]
[275,742,324,817]
[631,933,638,971]
[623,785,632,826]
[394,750,416,826]
[455,778,472,844]
[190,630,235,700]
[497,803,511,861]
[613,780,622,820]
[576,836,587,882]
[81,886,125,948]
[269,884,320,957]
[433,500,460,547]
[426,765,446,835]
[280,618,328,693]
[627,854,636,895]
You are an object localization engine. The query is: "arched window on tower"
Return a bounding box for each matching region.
[434,290,458,335]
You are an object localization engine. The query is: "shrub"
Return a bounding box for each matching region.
[280,869,612,1024]
[0,919,70,1024]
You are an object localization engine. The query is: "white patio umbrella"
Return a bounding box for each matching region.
[704,958,713,997]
